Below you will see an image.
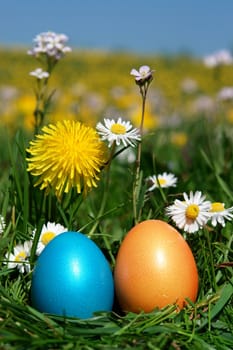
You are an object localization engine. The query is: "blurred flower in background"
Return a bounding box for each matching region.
[191,95,216,115]
[217,87,233,101]
[180,77,198,94]
[203,49,233,68]
[170,131,188,148]
[29,68,49,80]
[146,172,178,191]
[28,31,72,61]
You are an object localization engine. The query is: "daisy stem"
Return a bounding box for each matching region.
[153,162,167,203]
[88,142,116,239]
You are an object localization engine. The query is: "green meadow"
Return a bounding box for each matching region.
[0,46,232,349]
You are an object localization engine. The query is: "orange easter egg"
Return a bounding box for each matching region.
[114,220,198,313]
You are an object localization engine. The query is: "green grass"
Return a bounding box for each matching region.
[0,281,232,349]
[0,49,233,349]
[0,119,232,349]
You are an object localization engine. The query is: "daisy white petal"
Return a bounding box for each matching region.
[209,202,233,227]
[0,215,6,234]
[147,172,177,191]
[166,191,211,233]
[5,241,32,273]
[130,68,140,78]
[96,117,141,148]
[33,221,68,255]
[130,65,154,85]
[29,68,49,79]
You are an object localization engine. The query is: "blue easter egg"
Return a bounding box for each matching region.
[31,231,114,319]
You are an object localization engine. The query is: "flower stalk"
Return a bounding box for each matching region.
[130,65,154,224]
[32,75,50,134]
[88,142,116,239]
[28,31,72,133]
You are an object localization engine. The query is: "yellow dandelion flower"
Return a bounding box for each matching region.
[27,120,108,198]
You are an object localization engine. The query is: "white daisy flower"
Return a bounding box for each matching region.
[166,191,211,233]
[130,65,154,85]
[96,117,141,148]
[0,215,6,234]
[29,68,49,79]
[209,202,233,227]
[33,222,68,255]
[5,241,32,273]
[147,172,178,191]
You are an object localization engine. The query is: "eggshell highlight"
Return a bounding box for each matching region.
[114,220,198,313]
[31,231,114,319]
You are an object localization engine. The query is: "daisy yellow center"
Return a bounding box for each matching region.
[15,251,26,262]
[186,204,199,220]
[41,231,56,245]
[110,123,126,135]
[210,202,225,212]
[158,178,166,186]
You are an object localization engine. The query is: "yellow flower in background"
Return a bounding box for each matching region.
[113,92,140,110]
[50,111,76,124]
[17,94,35,115]
[17,94,36,131]
[27,120,108,199]
[227,108,233,124]
[130,104,159,131]
[171,131,188,147]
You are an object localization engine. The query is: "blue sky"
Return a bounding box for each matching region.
[0,0,232,56]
